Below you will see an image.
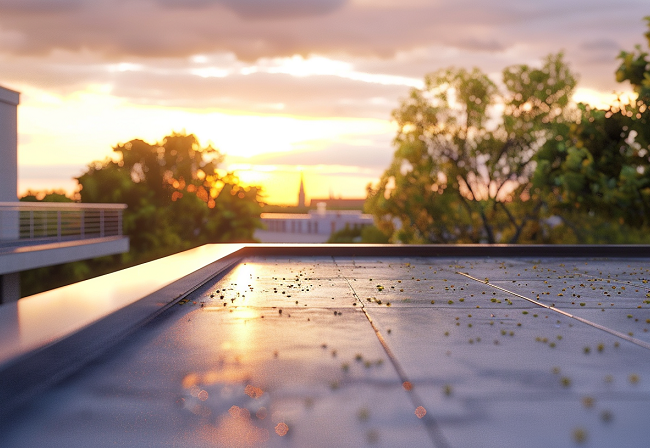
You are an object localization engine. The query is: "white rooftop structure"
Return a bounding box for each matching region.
[0,86,19,204]
[0,84,128,303]
[256,208,374,243]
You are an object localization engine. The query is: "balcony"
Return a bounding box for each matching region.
[0,202,129,295]
[0,200,124,240]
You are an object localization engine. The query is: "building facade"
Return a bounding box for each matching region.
[256,209,374,243]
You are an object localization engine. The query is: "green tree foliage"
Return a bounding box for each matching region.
[533,17,650,242]
[360,225,390,243]
[366,54,577,243]
[77,132,262,260]
[21,132,262,297]
[326,224,390,243]
[20,190,73,203]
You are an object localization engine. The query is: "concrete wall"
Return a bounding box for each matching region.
[0,85,20,302]
[0,85,19,203]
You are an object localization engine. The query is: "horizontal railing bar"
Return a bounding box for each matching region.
[0,202,127,210]
[1,202,126,244]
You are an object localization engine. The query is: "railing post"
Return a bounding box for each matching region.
[100,209,104,238]
[29,210,34,239]
[118,209,123,236]
[57,210,61,241]
[80,210,85,239]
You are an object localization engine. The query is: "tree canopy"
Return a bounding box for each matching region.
[21,132,263,297]
[532,17,650,242]
[367,17,650,244]
[77,132,262,259]
[20,190,73,203]
[366,53,577,243]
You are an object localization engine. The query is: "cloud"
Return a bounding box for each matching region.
[6,0,649,203]
[0,51,415,119]
[1,0,648,119]
[230,135,394,169]
[0,0,82,13]
[0,0,645,61]
[576,38,624,65]
[158,0,348,19]
[109,70,410,118]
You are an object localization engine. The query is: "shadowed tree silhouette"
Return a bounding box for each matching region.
[77,131,262,260]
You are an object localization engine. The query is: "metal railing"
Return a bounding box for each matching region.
[0,202,127,243]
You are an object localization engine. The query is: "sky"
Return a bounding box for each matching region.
[1,0,648,204]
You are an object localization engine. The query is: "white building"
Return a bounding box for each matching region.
[255,203,374,243]
[0,84,129,303]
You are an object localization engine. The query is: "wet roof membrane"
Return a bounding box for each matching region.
[1,245,650,447]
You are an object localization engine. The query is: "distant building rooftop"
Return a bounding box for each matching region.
[256,209,373,243]
[309,197,366,209]
[1,244,650,447]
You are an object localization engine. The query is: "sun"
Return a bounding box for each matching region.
[573,88,637,110]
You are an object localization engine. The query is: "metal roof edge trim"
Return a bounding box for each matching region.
[0,251,243,419]
[237,243,650,258]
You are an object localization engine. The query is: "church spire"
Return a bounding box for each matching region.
[298,173,306,208]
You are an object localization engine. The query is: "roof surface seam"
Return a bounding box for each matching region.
[333,256,449,448]
[456,271,650,351]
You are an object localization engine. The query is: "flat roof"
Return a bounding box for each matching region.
[1,244,650,447]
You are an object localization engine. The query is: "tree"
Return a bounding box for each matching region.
[20,132,263,297]
[77,131,263,261]
[366,53,577,243]
[326,224,390,243]
[532,17,650,242]
[20,190,73,202]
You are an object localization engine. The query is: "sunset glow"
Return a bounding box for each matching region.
[4,0,647,204]
[18,84,391,164]
[573,87,638,110]
[229,163,383,205]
